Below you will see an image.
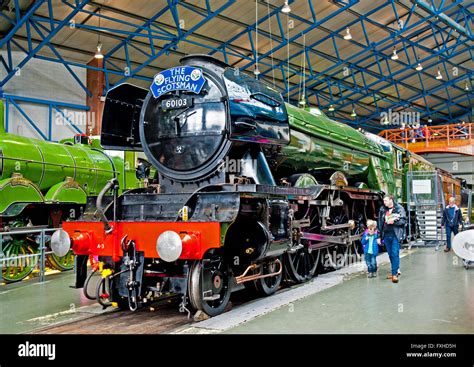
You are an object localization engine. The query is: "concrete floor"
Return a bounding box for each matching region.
[0,272,96,334]
[1,248,473,334]
[225,248,474,334]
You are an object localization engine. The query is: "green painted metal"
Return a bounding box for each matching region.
[281,105,440,203]
[0,176,44,215]
[0,132,116,192]
[281,104,389,193]
[0,129,120,215]
[291,173,319,188]
[44,180,87,203]
[48,250,75,271]
[366,155,393,197]
[1,220,36,283]
[1,238,36,282]
[113,151,142,191]
[0,99,148,280]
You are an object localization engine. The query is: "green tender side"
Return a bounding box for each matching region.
[281,104,393,194]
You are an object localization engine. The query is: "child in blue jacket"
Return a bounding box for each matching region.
[361,220,379,278]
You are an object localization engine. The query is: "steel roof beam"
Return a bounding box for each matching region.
[284,4,471,96]
[0,0,90,88]
[103,0,236,89]
[254,1,468,103]
[353,73,472,125]
[281,4,472,122]
[302,45,471,115]
[412,0,472,39]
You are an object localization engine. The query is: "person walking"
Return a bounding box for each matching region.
[377,195,407,283]
[441,197,463,252]
[361,220,379,278]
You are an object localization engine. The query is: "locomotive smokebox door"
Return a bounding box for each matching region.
[223,68,290,146]
[139,58,233,181]
[101,83,148,151]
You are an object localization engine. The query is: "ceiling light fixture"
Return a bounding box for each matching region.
[94,43,104,59]
[415,63,423,71]
[281,1,291,13]
[94,8,104,59]
[343,27,352,40]
[328,105,335,112]
[391,47,399,60]
[299,95,306,107]
[435,68,443,80]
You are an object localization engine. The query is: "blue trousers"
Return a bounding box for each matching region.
[365,253,377,273]
[384,235,400,276]
[445,225,458,249]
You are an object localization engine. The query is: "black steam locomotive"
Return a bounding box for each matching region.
[56,55,385,316]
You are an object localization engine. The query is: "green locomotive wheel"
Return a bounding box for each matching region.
[1,239,37,283]
[48,250,75,271]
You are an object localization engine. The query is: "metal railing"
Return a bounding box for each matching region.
[0,227,60,283]
[379,122,473,148]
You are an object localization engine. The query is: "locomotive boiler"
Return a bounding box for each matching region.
[55,55,391,316]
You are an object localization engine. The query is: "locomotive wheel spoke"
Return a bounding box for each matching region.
[48,250,75,271]
[1,239,36,283]
[325,245,351,270]
[321,202,360,270]
[285,246,320,283]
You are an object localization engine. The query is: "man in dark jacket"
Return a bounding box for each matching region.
[442,197,463,252]
[377,195,407,283]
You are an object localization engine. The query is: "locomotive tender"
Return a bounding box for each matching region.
[53,55,421,316]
